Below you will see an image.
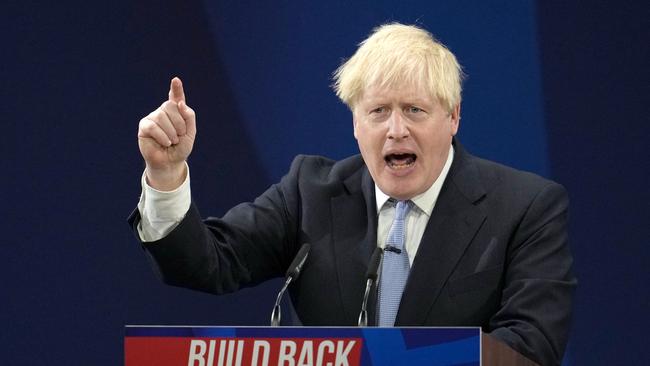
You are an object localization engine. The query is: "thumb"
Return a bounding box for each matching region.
[168,77,186,103]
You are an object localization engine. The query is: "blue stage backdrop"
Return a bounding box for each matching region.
[1,0,647,364]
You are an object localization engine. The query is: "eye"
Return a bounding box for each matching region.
[370,106,387,114]
[406,106,423,114]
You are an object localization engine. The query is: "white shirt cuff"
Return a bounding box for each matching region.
[136,163,191,242]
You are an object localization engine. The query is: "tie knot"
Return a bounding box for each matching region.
[394,200,411,220]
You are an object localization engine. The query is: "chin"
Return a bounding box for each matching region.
[379,181,420,200]
[393,191,418,201]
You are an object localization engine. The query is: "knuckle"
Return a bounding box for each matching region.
[149,109,163,121]
[162,100,177,112]
[138,118,152,130]
[140,124,154,135]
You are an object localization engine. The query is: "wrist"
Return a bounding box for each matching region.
[145,162,187,191]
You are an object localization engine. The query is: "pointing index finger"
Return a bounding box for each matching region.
[168,77,186,103]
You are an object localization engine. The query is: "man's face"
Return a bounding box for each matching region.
[353,83,460,200]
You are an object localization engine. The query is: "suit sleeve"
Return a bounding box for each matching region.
[489,182,577,366]
[127,155,306,294]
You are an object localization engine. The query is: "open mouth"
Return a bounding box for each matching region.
[384,153,417,169]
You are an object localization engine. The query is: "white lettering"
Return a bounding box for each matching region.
[207,340,216,366]
[234,340,244,366]
[297,340,314,366]
[188,340,206,366]
[278,340,297,366]
[316,340,335,366]
[251,340,270,366]
[335,341,355,366]
[223,340,244,366]
[216,340,227,366]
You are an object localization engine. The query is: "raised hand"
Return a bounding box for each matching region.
[138,77,196,190]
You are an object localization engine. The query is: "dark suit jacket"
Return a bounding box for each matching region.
[129,140,576,366]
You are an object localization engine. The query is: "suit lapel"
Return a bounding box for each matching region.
[331,167,378,324]
[396,143,487,325]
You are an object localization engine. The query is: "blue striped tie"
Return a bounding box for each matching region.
[379,200,412,326]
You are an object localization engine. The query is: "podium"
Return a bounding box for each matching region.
[125,326,538,365]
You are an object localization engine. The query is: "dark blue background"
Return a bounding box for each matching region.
[2,1,648,364]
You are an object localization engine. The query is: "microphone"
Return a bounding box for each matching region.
[384,245,402,254]
[270,243,311,326]
[357,247,383,326]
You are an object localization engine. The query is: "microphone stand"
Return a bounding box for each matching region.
[270,277,292,326]
[270,243,311,326]
[358,247,383,326]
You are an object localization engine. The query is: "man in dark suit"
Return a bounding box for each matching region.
[131,24,576,366]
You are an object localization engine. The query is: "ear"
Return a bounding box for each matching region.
[352,110,359,140]
[449,104,461,136]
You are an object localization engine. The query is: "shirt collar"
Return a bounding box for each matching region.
[375,144,455,216]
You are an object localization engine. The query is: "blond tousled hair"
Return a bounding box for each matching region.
[333,23,464,113]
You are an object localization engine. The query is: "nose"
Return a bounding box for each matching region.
[387,111,410,140]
